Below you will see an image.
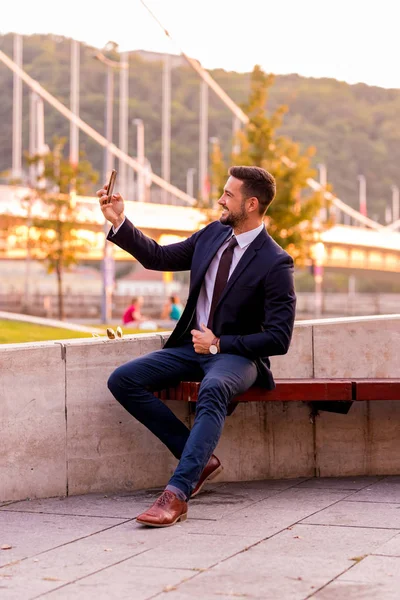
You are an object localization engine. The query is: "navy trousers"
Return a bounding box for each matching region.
[107,343,258,499]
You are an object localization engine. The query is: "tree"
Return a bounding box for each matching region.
[25,138,98,319]
[210,65,324,263]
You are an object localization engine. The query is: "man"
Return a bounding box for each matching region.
[97,166,296,527]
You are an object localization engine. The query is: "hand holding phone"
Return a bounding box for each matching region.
[105,169,117,204]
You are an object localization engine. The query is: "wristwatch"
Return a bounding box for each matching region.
[209,337,220,355]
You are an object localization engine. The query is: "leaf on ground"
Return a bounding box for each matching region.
[350,555,367,563]
[1,544,12,550]
[42,577,61,582]
[163,585,177,592]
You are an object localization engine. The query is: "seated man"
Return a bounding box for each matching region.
[97,165,296,527]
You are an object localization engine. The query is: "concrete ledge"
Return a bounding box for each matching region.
[1,316,400,502]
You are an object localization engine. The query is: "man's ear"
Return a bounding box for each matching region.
[247,196,259,213]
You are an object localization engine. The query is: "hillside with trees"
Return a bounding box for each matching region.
[1,33,399,221]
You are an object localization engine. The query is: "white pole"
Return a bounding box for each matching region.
[358,175,367,218]
[317,163,327,222]
[12,34,23,180]
[162,53,171,204]
[119,52,129,196]
[133,119,145,202]
[29,92,37,185]
[391,185,399,223]
[69,39,80,169]
[199,80,208,202]
[232,116,241,155]
[36,97,46,186]
[186,168,196,198]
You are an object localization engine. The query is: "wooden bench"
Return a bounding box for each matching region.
[156,379,400,415]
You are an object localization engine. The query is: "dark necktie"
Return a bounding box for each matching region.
[207,236,238,329]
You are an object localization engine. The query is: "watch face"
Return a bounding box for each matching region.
[209,344,218,355]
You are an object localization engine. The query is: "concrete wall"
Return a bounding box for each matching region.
[1,315,399,503]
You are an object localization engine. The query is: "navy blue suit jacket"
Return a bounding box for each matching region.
[108,218,296,389]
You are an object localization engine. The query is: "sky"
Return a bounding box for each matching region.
[1,0,399,89]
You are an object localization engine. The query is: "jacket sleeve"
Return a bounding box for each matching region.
[219,254,296,358]
[107,217,202,272]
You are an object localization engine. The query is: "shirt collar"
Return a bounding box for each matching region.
[233,223,265,249]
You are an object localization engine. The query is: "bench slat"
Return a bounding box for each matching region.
[354,380,400,401]
[155,379,400,403]
[160,379,353,402]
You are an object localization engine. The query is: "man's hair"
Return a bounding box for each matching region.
[229,166,276,215]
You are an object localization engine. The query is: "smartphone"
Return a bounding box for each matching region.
[106,169,117,203]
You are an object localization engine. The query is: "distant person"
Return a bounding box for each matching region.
[162,295,183,321]
[122,296,144,325]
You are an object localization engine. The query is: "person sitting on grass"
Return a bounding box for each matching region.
[122,296,145,325]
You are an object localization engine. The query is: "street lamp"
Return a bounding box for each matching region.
[358,174,367,218]
[209,137,219,204]
[310,240,325,319]
[317,163,327,222]
[186,168,196,198]
[132,118,145,202]
[93,48,126,324]
[391,185,399,223]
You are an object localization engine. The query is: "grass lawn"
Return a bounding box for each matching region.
[0,320,171,344]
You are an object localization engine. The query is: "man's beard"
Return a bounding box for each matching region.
[219,206,247,228]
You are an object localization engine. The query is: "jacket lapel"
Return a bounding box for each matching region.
[191,228,232,293]
[216,227,268,307]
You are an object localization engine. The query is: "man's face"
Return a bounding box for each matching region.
[218,176,248,228]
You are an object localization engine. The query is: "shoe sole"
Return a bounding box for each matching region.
[136,512,188,528]
[191,464,224,498]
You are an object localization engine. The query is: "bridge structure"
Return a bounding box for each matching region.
[1,26,399,279]
[1,184,399,274]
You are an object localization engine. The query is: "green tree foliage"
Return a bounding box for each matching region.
[210,66,322,262]
[0,33,399,221]
[25,138,98,319]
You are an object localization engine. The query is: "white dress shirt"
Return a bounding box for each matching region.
[112,218,126,235]
[195,223,265,330]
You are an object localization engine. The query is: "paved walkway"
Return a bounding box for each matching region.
[1,476,399,599]
[0,311,103,334]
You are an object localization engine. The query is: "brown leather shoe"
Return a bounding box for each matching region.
[191,455,223,498]
[136,490,188,527]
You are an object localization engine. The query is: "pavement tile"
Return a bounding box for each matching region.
[314,555,400,600]
[127,532,261,570]
[371,532,400,557]
[0,511,126,567]
[186,507,321,537]
[187,487,284,520]
[381,476,400,484]
[154,560,338,600]
[248,487,351,509]
[0,521,183,599]
[40,566,197,600]
[302,501,400,529]
[347,479,400,504]
[162,524,396,600]
[212,478,310,493]
[297,477,383,490]
[155,592,241,600]
[310,580,390,599]
[0,492,153,519]
[254,523,395,560]
[187,489,350,536]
